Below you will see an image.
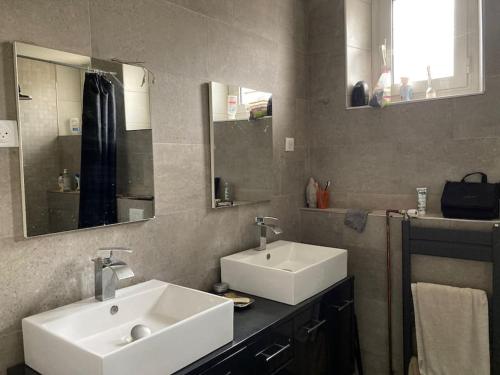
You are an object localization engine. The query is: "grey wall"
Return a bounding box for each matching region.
[214,117,273,202]
[117,129,155,198]
[306,0,500,213]
[0,1,307,373]
[304,0,500,374]
[57,136,81,177]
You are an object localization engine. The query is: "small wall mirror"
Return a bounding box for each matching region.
[345,0,483,108]
[14,42,155,237]
[209,82,273,209]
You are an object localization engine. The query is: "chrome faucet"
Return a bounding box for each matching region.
[255,216,283,251]
[92,247,135,301]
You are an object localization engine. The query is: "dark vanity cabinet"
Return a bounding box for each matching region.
[8,277,356,375]
[291,280,355,375]
[198,319,295,375]
[192,277,355,375]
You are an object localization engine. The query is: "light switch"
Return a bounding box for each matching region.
[285,137,295,152]
[0,120,19,148]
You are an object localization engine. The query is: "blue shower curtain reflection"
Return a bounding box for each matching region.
[79,73,117,228]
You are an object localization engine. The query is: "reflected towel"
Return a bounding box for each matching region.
[411,282,490,375]
[409,357,421,375]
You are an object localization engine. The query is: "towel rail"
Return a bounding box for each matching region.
[402,219,500,374]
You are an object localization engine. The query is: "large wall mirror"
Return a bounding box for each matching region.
[209,82,273,209]
[14,42,155,237]
[345,0,483,108]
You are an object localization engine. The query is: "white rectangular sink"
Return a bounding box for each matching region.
[221,241,347,305]
[23,280,233,375]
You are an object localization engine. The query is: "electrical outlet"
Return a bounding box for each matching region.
[0,120,19,148]
[285,137,295,152]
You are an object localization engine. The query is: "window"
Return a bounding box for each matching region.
[345,0,483,107]
[240,87,271,106]
[393,0,456,82]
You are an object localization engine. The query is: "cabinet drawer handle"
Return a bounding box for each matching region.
[305,319,327,335]
[204,345,246,373]
[270,358,294,375]
[257,343,292,363]
[333,299,353,312]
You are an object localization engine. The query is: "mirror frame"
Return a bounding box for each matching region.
[13,41,156,238]
[208,81,273,209]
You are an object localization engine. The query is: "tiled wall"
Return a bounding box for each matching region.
[17,58,60,236]
[306,0,500,213]
[213,117,273,202]
[304,0,500,374]
[0,1,307,373]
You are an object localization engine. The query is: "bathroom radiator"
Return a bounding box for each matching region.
[402,219,500,375]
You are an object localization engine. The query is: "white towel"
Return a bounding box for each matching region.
[411,282,490,375]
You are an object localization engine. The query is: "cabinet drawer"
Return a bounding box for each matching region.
[294,302,327,343]
[200,346,250,375]
[249,319,294,375]
[322,278,355,375]
[292,302,330,375]
[322,278,353,308]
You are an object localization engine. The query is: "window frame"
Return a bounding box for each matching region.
[239,87,271,106]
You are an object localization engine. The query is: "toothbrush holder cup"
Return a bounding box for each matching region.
[317,189,329,209]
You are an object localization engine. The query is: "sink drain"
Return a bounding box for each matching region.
[110,305,119,315]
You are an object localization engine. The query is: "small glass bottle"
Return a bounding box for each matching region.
[400,77,413,101]
[426,66,437,99]
[223,181,232,202]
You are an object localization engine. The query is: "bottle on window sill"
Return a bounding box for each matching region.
[426,65,437,99]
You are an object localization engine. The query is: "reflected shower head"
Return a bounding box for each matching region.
[18,85,32,101]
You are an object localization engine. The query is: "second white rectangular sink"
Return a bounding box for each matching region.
[221,241,347,305]
[23,280,233,375]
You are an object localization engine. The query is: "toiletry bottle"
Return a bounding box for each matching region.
[400,77,413,101]
[69,118,82,135]
[306,177,318,208]
[227,96,238,120]
[63,169,72,192]
[223,181,232,203]
[416,187,428,215]
[58,174,64,192]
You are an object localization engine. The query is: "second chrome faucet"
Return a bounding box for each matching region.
[255,216,283,251]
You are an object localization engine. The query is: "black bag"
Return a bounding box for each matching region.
[441,172,500,220]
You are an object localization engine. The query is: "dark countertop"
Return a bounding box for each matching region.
[8,279,348,375]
